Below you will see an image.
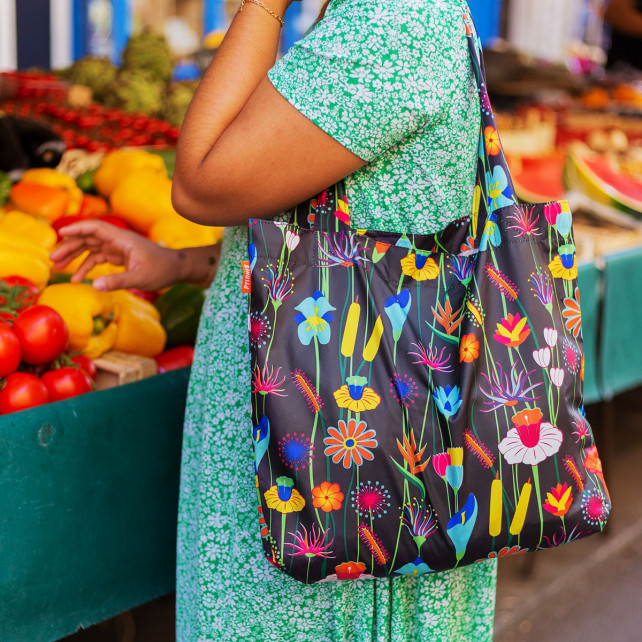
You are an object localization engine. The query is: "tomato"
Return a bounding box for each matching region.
[13,305,69,364]
[0,324,21,377]
[0,276,40,322]
[154,345,195,374]
[0,372,50,414]
[41,367,94,401]
[70,354,97,380]
[97,214,133,231]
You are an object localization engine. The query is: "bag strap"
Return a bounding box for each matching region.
[288,2,517,238]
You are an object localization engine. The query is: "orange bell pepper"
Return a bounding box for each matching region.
[78,194,109,218]
[9,182,69,222]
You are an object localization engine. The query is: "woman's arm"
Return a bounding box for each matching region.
[172,0,365,227]
[604,0,642,37]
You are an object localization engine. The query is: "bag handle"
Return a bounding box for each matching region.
[288,2,517,238]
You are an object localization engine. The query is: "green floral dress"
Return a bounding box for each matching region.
[176,0,496,640]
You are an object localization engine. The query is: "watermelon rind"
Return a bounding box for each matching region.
[563,152,642,220]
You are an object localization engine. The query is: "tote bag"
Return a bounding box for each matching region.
[247,7,610,584]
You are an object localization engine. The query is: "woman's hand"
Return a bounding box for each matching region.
[50,220,182,292]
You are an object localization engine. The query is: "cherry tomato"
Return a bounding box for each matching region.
[0,372,50,414]
[70,355,97,381]
[13,305,69,365]
[41,367,94,402]
[155,346,195,374]
[0,324,21,377]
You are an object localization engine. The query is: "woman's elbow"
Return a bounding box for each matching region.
[172,176,219,225]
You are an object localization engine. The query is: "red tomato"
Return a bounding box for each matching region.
[13,305,69,365]
[97,214,133,231]
[0,324,21,377]
[0,276,39,307]
[70,355,97,380]
[0,372,50,414]
[41,367,94,401]
[154,346,194,374]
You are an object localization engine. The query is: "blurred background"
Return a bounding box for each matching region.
[1,1,642,641]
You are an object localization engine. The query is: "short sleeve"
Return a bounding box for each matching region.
[268,0,457,162]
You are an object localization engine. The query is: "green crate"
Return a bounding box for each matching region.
[0,368,189,642]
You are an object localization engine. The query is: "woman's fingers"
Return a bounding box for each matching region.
[71,252,111,283]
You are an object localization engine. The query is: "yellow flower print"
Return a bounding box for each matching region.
[264,476,306,514]
[401,252,440,281]
[334,375,381,412]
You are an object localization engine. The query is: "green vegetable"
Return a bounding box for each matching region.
[123,31,174,83]
[76,169,97,194]
[154,283,206,347]
[104,69,165,116]
[0,171,11,205]
[62,56,117,101]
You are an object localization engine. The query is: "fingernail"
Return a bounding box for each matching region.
[93,278,106,291]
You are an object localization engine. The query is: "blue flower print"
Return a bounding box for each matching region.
[384,290,412,341]
[486,166,514,214]
[479,213,501,251]
[253,415,270,472]
[395,557,433,576]
[447,493,479,562]
[434,385,463,418]
[293,290,336,345]
[248,243,257,272]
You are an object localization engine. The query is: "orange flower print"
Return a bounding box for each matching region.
[324,418,378,469]
[494,313,531,347]
[312,481,344,512]
[562,288,582,338]
[335,561,366,580]
[585,445,610,500]
[543,482,573,517]
[459,334,480,363]
[484,126,502,156]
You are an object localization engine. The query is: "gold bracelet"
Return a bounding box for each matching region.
[239,0,285,27]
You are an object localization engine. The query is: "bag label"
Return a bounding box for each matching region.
[241,261,251,293]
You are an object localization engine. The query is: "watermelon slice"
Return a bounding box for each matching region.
[512,155,566,203]
[564,152,642,219]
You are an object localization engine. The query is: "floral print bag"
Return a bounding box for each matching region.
[246,9,610,584]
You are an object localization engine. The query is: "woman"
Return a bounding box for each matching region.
[52,0,496,639]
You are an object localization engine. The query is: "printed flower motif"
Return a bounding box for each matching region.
[538,524,591,549]
[562,288,582,338]
[486,166,514,213]
[433,298,464,335]
[543,482,573,517]
[409,342,453,372]
[358,524,390,565]
[395,558,433,576]
[447,493,479,561]
[293,290,336,346]
[390,373,418,407]
[249,311,271,349]
[264,476,305,514]
[401,251,440,281]
[261,262,294,305]
[476,545,528,562]
[384,290,412,341]
[529,270,554,309]
[556,204,573,237]
[335,198,350,225]
[252,363,287,396]
[544,202,562,226]
[278,432,313,471]
[449,255,474,285]
[544,327,558,347]
[334,561,367,580]
[533,347,551,368]
[549,244,578,280]
[323,418,378,468]
[432,452,451,478]
[434,385,463,418]
[285,229,300,251]
[507,206,541,238]
[581,489,610,527]
[460,235,477,255]
[459,334,480,363]
[584,444,610,500]
[291,369,323,413]
[446,446,464,490]
[396,428,429,476]
[318,232,369,268]
[572,413,591,443]
[550,367,564,388]
[372,240,390,264]
[479,362,542,411]
[485,264,519,300]
[402,498,438,550]
[287,524,334,558]
[498,408,563,465]
[494,312,531,347]
[248,243,257,271]
[562,339,580,374]
[351,481,391,518]
[484,126,502,156]
[334,375,381,412]
[312,481,344,513]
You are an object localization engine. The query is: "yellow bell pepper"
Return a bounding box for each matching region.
[53,250,126,281]
[20,168,84,215]
[110,169,178,234]
[148,213,224,249]
[38,283,119,358]
[0,210,58,250]
[0,244,51,289]
[109,290,166,358]
[94,149,167,197]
